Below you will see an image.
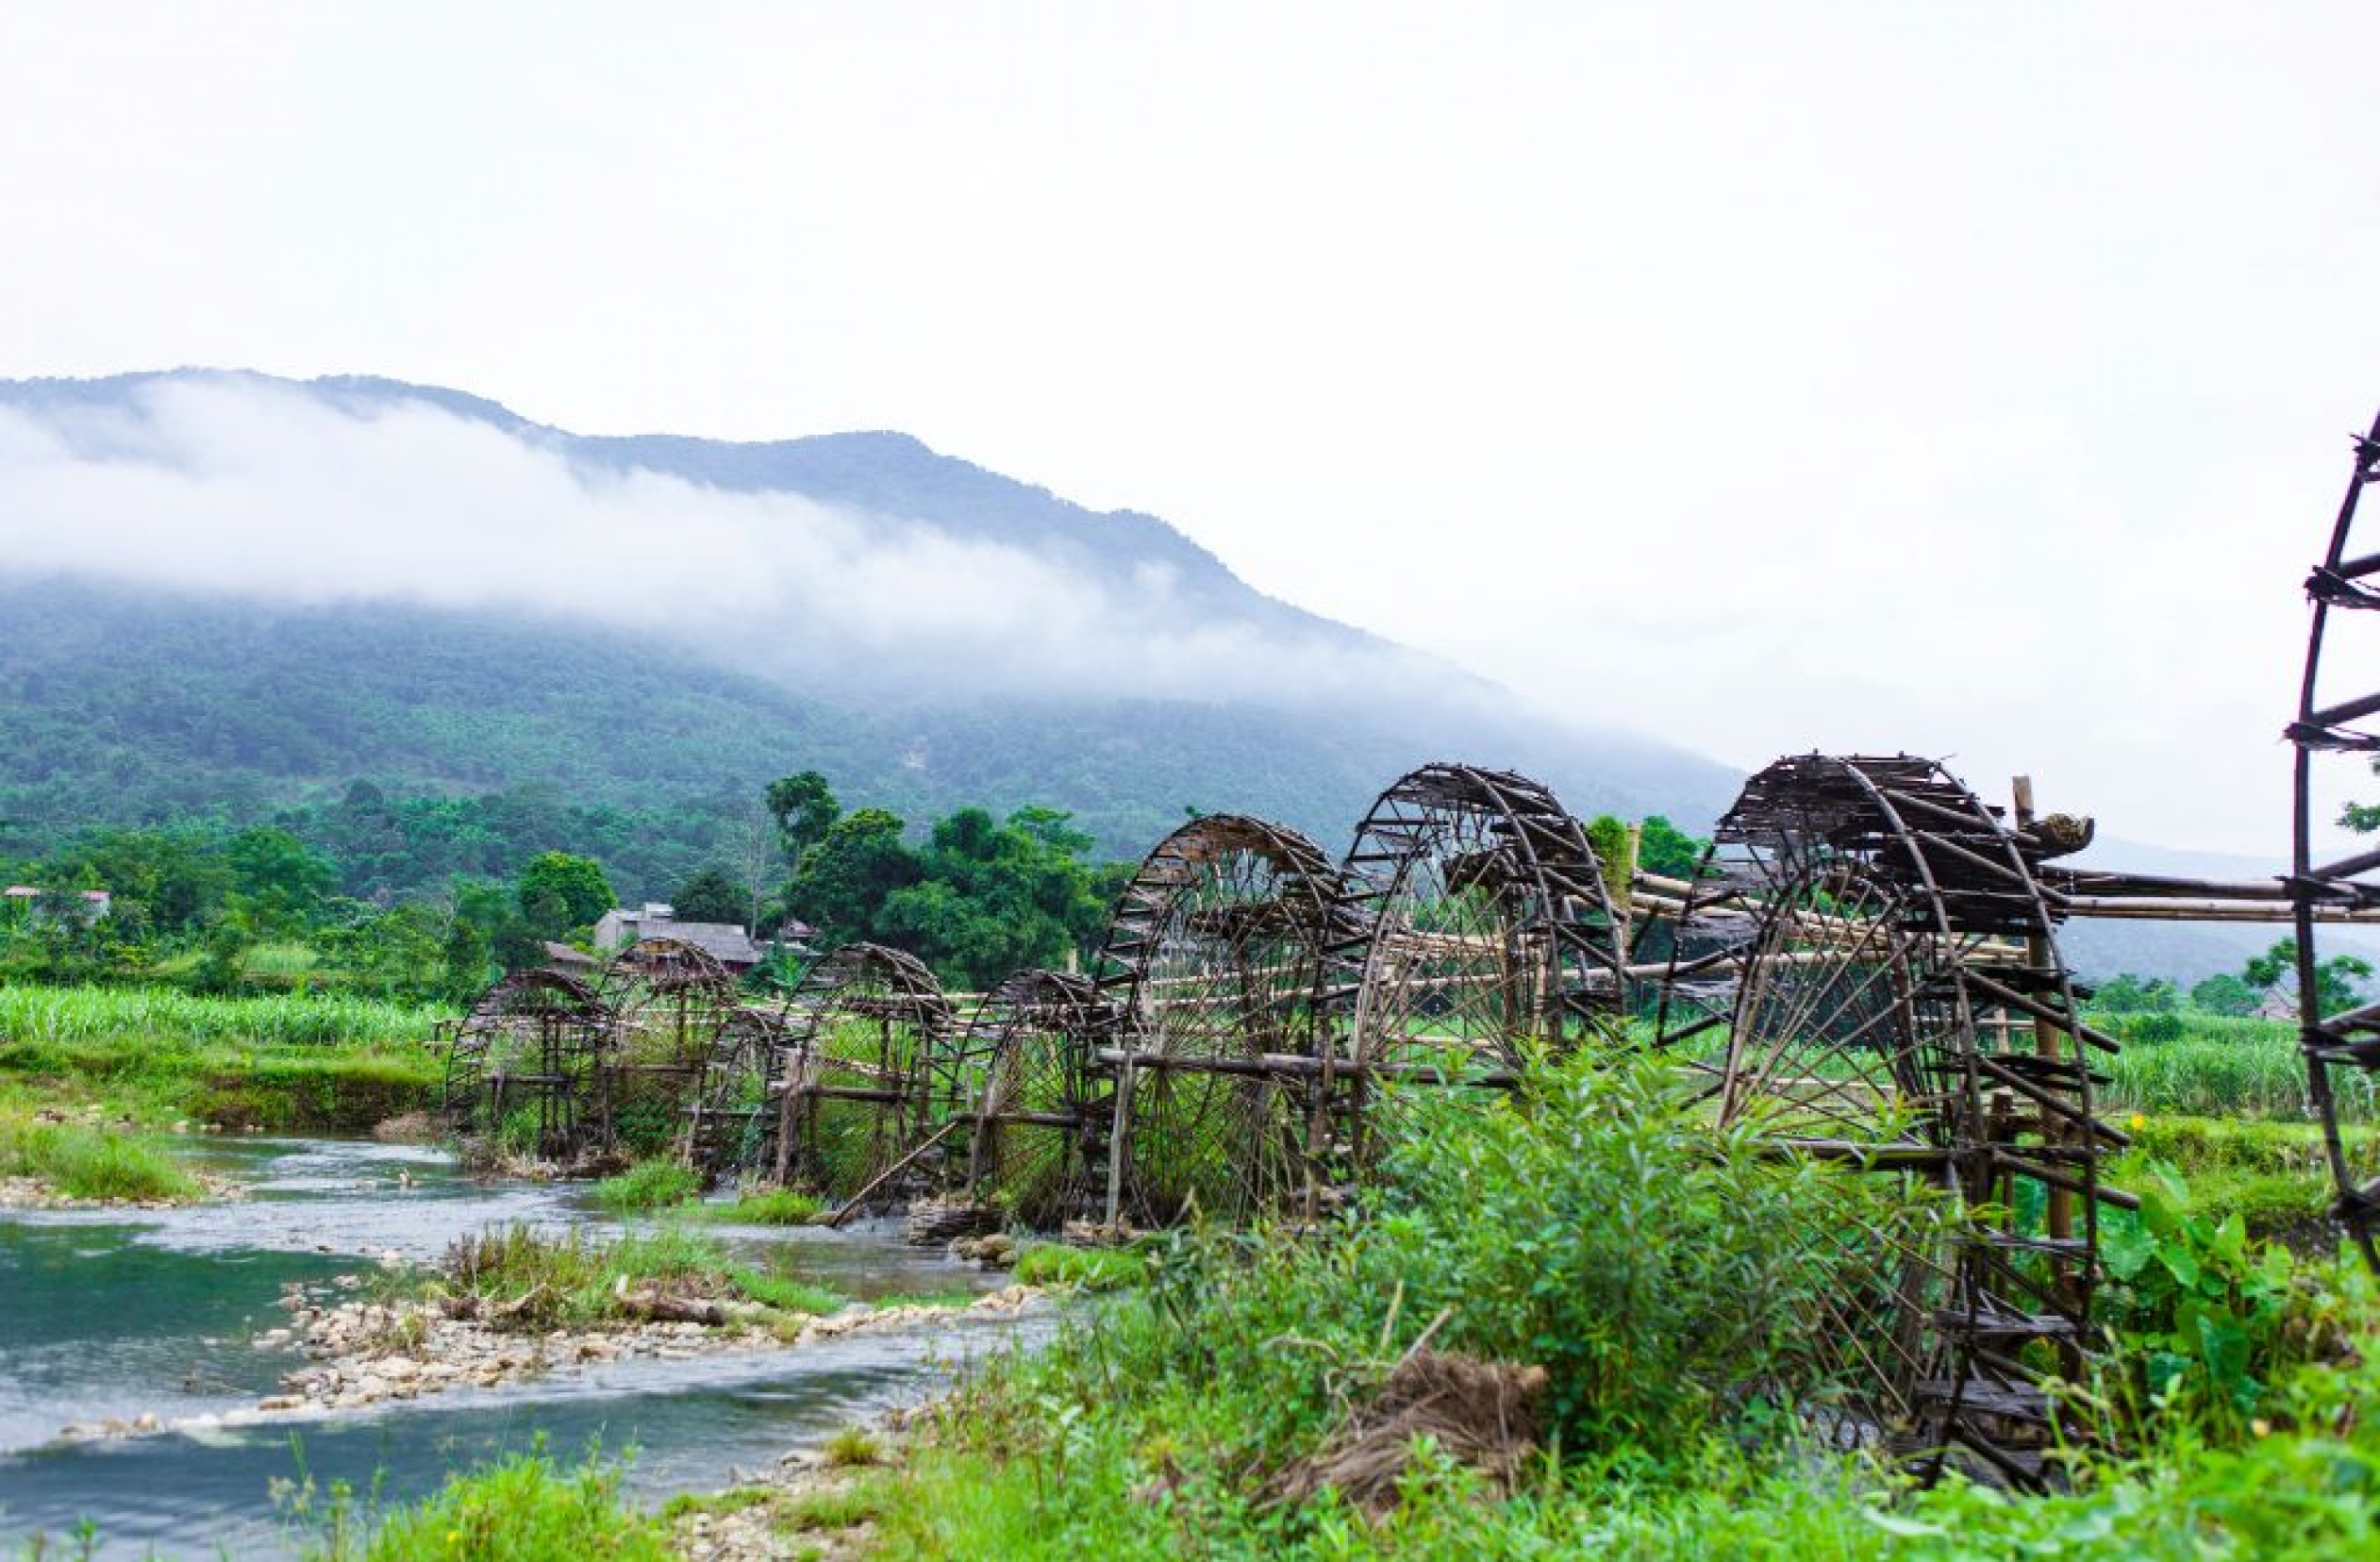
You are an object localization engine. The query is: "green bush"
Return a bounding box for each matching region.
[1012,1242,1146,1292]
[588,1159,702,1213]
[711,1188,824,1225]
[0,1109,200,1202]
[309,1449,672,1561]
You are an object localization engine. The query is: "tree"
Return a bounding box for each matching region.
[671,866,746,925]
[1637,816,1709,881]
[2243,937,2372,1018]
[781,808,920,946]
[2189,972,2258,1018]
[2089,973,2178,1015]
[879,806,1116,988]
[516,851,616,934]
[766,773,840,869]
[225,826,336,918]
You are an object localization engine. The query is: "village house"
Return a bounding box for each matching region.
[3,886,112,924]
[591,902,815,974]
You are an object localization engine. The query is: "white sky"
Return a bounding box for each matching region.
[1,2,2376,856]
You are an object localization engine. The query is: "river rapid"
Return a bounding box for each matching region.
[0,1137,1037,1557]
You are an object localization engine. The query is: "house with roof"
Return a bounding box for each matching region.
[3,886,112,924]
[591,902,814,973]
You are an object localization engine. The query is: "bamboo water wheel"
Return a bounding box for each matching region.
[957,969,1119,1228]
[1654,754,2124,1487]
[776,942,957,1206]
[1339,764,1625,1162]
[440,968,610,1160]
[1099,814,1360,1224]
[687,1005,790,1180]
[2286,408,2380,1271]
[595,938,742,1160]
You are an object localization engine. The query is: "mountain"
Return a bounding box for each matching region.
[0,372,1740,868]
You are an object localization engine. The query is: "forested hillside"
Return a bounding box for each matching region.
[0,578,1729,875]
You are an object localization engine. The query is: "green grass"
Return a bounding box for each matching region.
[2102,1014,2377,1122]
[588,1159,702,1213]
[842,1055,2380,1560]
[0,1107,200,1201]
[0,983,442,1048]
[870,1286,987,1310]
[724,1268,845,1318]
[2105,1115,2371,1245]
[656,1487,777,1521]
[305,1449,673,1561]
[0,983,445,1132]
[438,1224,846,1330]
[823,1426,884,1468]
[1011,1242,1146,1291]
[705,1188,825,1225]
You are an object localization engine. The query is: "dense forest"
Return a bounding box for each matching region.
[0,577,1736,866]
[0,751,1711,1004]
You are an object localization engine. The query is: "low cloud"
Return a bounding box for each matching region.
[0,377,1455,707]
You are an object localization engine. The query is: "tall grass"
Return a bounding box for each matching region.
[587,1159,702,1213]
[0,1108,199,1201]
[0,984,446,1048]
[0,983,448,1131]
[304,1448,674,1562]
[441,1224,844,1329]
[2100,1014,2374,1122]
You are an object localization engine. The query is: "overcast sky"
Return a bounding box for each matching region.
[2,3,2376,856]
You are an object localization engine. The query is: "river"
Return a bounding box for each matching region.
[0,1136,1039,1557]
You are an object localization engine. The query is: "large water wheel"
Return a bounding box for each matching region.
[957,969,1119,1227]
[1339,764,1625,1163]
[775,943,957,1207]
[1099,814,1360,1224]
[441,968,610,1161]
[2286,409,2380,1271]
[1655,754,2124,1487]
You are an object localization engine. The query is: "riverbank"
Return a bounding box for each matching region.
[257,1283,1037,1420]
[0,1101,218,1204]
[0,1134,1041,1556]
[0,983,447,1136]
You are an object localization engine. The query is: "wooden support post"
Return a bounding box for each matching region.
[2014,776,2078,1323]
[1105,1055,1138,1227]
[774,1048,805,1187]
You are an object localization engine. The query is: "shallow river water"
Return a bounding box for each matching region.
[0,1138,1037,1557]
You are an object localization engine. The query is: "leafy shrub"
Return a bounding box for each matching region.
[310,1449,672,1561]
[2097,1167,2357,1432]
[1013,1241,1146,1291]
[0,1110,200,1201]
[713,1188,824,1225]
[588,1159,702,1213]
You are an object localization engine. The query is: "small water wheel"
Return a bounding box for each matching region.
[957,969,1118,1227]
[687,1005,790,1181]
[1099,814,1359,1224]
[2286,409,2380,1271]
[776,942,957,1206]
[1655,754,2123,1487]
[595,938,742,1160]
[441,968,610,1160]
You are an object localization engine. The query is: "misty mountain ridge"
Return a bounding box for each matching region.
[0,370,1734,861]
[0,369,2312,986]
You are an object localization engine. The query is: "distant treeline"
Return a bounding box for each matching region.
[0,767,1707,1005]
